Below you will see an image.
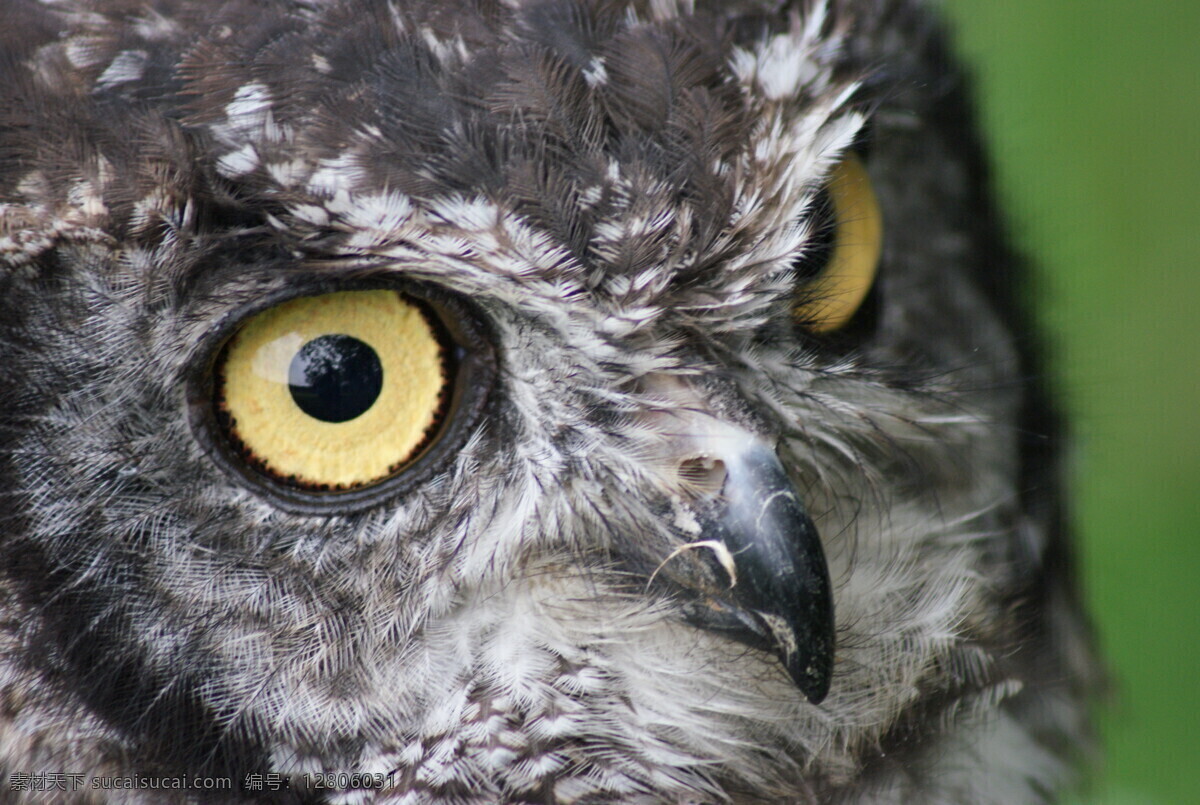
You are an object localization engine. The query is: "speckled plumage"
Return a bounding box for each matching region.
[0,0,1094,802]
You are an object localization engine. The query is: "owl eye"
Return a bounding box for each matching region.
[205,286,491,507]
[793,154,883,333]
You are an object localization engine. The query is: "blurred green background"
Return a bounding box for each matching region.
[941,2,1199,803]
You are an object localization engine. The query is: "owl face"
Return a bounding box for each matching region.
[0,1,1092,802]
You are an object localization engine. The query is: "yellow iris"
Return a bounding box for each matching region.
[795,155,883,332]
[216,290,447,489]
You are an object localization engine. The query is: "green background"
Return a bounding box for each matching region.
[941,3,1199,803]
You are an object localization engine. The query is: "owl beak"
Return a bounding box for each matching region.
[636,377,834,702]
[682,442,835,704]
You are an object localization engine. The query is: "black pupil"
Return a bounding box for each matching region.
[288,335,383,423]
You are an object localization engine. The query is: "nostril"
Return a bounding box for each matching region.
[678,456,727,495]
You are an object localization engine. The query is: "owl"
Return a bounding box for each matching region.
[0,0,1095,802]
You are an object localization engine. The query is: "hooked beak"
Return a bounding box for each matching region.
[683,441,834,703]
[644,386,835,703]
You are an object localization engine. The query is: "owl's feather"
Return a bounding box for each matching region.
[0,0,1095,802]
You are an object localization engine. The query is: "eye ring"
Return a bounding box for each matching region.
[187,277,496,516]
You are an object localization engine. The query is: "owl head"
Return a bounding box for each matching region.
[0,0,1094,802]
